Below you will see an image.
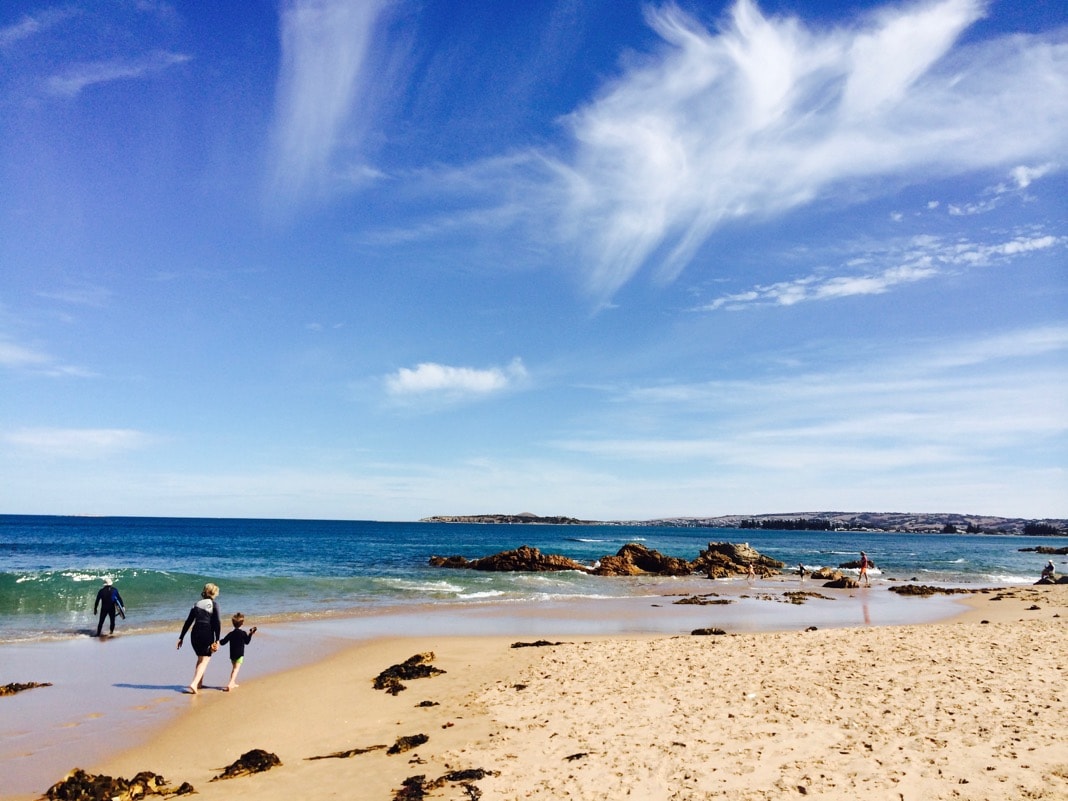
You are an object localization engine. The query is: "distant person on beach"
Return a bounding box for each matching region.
[859,551,871,586]
[177,583,221,694]
[219,613,257,691]
[93,578,125,637]
[1041,560,1055,581]
[746,563,756,583]
[798,563,806,582]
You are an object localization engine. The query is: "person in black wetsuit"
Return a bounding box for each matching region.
[93,579,124,637]
[177,582,221,694]
[219,612,257,691]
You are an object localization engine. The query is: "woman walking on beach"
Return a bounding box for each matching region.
[177,583,221,694]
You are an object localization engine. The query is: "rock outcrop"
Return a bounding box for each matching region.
[692,542,784,578]
[429,545,588,572]
[591,543,692,576]
[430,541,786,579]
[808,567,842,581]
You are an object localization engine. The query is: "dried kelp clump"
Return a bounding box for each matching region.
[307,744,386,760]
[510,640,567,648]
[782,591,834,604]
[210,749,282,781]
[373,653,446,695]
[387,733,429,755]
[691,627,727,636]
[673,595,733,606]
[44,768,192,800]
[394,769,499,801]
[1,681,52,696]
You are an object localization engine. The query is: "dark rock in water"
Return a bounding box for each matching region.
[592,543,692,576]
[211,749,281,781]
[823,577,860,589]
[888,584,975,596]
[692,542,784,579]
[1019,546,1068,555]
[388,734,429,755]
[511,640,567,648]
[431,545,588,573]
[692,627,727,636]
[374,653,446,695]
[45,768,186,800]
[0,681,52,696]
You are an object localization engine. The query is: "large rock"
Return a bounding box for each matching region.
[692,542,784,578]
[592,543,693,576]
[809,567,842,581]
[823,577,860,589]
[430,545,588,573]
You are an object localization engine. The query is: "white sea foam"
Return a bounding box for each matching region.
[381,579,465,594]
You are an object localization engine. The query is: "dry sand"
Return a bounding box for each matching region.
[9,584,1068,801]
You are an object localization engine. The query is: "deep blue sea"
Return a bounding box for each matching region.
[1,515,1063,643]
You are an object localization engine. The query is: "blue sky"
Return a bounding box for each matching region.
[1,0,1065,521]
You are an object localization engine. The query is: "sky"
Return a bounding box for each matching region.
[0,0,1065,522]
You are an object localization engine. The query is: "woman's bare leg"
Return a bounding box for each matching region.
[188,655,211,693]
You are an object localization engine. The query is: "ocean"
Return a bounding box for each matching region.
[1,514,1062,643]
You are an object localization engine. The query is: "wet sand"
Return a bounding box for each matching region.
[4,581,1066,800]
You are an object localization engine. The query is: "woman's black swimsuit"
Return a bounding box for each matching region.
[180,598,221,657]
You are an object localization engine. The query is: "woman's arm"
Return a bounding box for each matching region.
[177,606,195,648]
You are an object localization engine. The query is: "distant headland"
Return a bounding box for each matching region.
[419,511,1068,536]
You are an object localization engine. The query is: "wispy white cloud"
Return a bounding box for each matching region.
[551,325,1068,475]
[554,0,1068,298]
[949,161,1060,215]
[268,0,396,209]
[0,8,79,49]
[0,340,52,369]
[0,339,94,377]
[385,358,528,399]
[701,229,1064,310]
[1010,163,1057,190]
[384,0,1065,300]
[37,284,113,307]
[3,427,153,458]
[46,50,191,97]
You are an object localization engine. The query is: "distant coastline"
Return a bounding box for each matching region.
[420,510,1068,536]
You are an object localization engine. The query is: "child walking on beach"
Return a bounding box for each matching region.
[219,613,257,691]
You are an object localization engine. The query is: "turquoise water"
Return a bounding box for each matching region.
[1,515,1062,642]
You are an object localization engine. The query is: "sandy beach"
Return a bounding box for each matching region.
[4,582,1067,801]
